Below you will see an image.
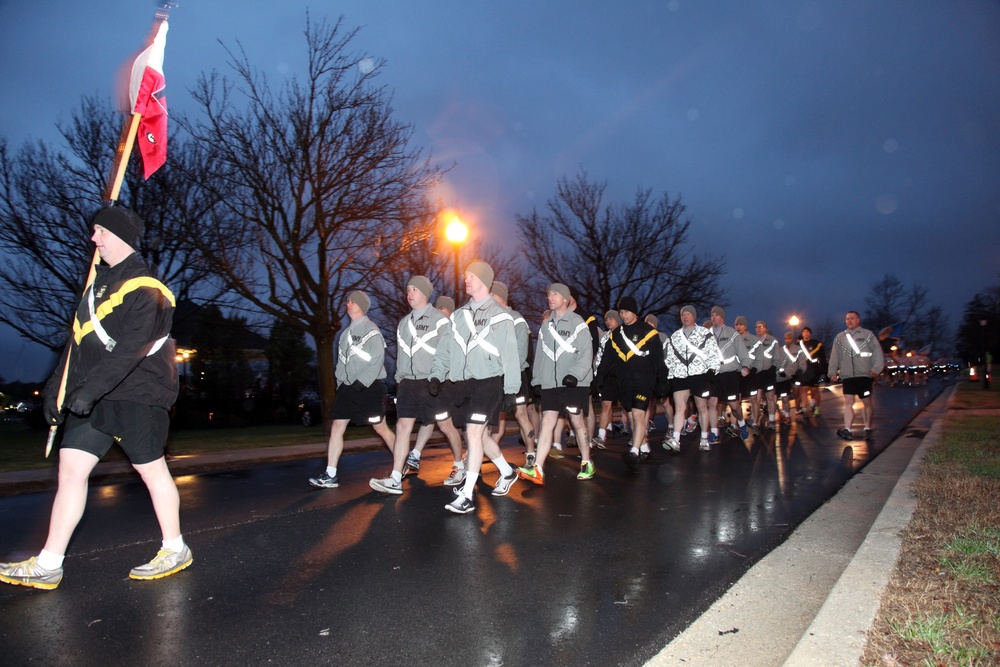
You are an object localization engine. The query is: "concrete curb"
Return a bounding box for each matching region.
[648,384,955,667]
[782,418,942,666]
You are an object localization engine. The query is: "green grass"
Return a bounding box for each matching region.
[950,381,1000,410]
[0,418,371,473]
[890,607,992,666]
[924,415,1000,479]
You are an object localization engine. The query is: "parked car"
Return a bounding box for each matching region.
[296,387,397,426]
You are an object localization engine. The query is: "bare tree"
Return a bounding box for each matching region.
[863,274,905,333]
[516,171,726,318]
[182,15,442,424]
[0,96,216,351]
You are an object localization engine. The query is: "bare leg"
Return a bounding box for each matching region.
[132,456,182,542]
[390,416,417,475]
[42,449,101,556]
[325,418,350,468]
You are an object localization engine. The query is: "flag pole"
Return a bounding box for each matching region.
[45,4,176,457]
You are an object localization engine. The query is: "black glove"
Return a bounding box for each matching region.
[43,394,64,425]
[352,380,366,392]
[502,394,517,412]
[561,374,578,388]
[589,383,601,397]
[428,377,441,396]
[65,386,98,416]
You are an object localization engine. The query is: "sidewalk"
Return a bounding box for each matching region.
[0,390,957,666]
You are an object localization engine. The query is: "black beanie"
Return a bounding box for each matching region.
[618,295,639,314]
[92,206,144,250]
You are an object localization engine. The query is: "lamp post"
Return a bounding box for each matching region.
[981,319,990,390]
[788,315,800,340]
[444,213,468,304]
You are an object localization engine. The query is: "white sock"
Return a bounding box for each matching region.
[598,428,606,439]
[461,472,479,499]
[410,450,421,460]
[738,420,746,427]
[630,446,640,454]
[162,535,185,552]
[326,466,337,477]
[492,456,513,478]
[701,431,709,439]
[454,460,465,469]
[639,443,650,453]
[37,549,64,570]
[390,470,402,483]
[711,428,719,436]
[673,431,681,441]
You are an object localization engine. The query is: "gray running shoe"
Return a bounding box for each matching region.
[492,470,518,496]
[699,438,711,451]
[590,436,606,450]
[369,476,403,495]
[129,545,193,581]
[525,452,537,468]
[662,436,680,452]
[308,472,339,488]
[0,557,63,590]
[405,451,421,471]
[445,494,475,514]
[443,465,467,487]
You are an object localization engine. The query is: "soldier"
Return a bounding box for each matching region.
[798,326,826,415]
[428,261,521,514]
[1,207,188,590]
[755,320,780,431]
[517,283,596,484]
[369,276,466,494]
[775,331,807,422]
[308,291,395,488]
[663,306,722,452]
[707,306,752,443]
[828,311,884,440]
[489,281,536,465]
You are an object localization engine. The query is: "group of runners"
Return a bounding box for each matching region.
[308,261,888,513]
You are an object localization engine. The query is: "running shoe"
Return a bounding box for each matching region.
[445,494,475,514]
[443,465,466,487]
[369,476,403,495]
[549,444,565,459]
[740,424,750,441]
[864,427,873,440]
[699,438,711,451]
[624,450,640,473]
[837,428,853,441]
[683,417,698,434]
[590,436,606,450]
[405,451,421,471]
[525,452,537,468]
[707,432,719,445]
[0,557,63,590]
[638,448,650,463]
[813,406,821,417]
[662,436,680,452]
[308,472,339,488]
[577,461,596,480]
[647,420,656,433]
[517,465,545,485]
[129,545,193,581]
[492,470,519,496]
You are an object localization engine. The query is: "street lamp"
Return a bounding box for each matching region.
[788,315,800,339]
[980,319,990,390]
[443,212,468,304]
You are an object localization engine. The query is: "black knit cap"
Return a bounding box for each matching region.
[618,295,639,314]
[93,206,144,250]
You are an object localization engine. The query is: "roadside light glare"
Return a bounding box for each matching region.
[788,315,800,327]
[444,215,468,244]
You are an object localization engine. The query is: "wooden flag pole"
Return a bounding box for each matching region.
[45,113,143,458]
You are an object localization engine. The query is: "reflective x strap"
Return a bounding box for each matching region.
[455,310,505,357]
[543,320,586,360]
[746,339,762,360]
[88,284,167,356]
[620,328,650,357]
[681,331,709,361]
[398,316,444,358]
[799,340,816,363]
[783,346,799,362]
[340,328,381,364]
[845,331,873,358]
[762,339,777,359]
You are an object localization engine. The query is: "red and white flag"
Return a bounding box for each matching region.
[129,20,169,179]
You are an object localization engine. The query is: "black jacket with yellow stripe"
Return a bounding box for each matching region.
[594,319,666,394]
[46,253,178,408]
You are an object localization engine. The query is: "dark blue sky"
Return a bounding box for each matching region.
[2,0,999,381]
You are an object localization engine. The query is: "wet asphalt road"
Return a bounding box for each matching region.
[0,380,946,667]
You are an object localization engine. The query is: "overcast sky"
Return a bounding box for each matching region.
[1,0,999,382]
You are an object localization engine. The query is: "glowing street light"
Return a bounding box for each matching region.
[442,211,469,303]
[788,315,800,339]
